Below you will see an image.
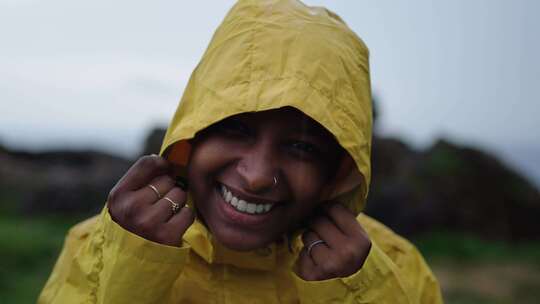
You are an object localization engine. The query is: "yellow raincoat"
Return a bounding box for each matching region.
[39,0,443,303]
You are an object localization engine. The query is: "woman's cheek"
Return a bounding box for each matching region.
[284,163,328,198]
[190,138,238,171]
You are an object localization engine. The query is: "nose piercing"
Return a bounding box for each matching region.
[273,176,278,187]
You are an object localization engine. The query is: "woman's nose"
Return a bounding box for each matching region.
[236,144,278,193]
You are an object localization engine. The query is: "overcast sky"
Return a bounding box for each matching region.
[1,0,539,187]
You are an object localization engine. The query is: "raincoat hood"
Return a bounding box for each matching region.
[161,0,372,217]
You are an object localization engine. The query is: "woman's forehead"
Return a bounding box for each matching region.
[234,107,328,136]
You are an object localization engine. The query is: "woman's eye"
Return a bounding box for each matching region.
[217,120,250,136]
[289,141,321,156]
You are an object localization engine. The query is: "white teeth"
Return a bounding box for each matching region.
[220,185,274,215]
[256,204,264,213]
[237,199,247,212]
[246,203,256,214]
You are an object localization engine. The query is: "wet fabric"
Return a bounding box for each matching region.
[38,0,443,303]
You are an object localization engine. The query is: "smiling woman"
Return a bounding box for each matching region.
[38,0,442,303]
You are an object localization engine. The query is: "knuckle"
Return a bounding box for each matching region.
[121,197,139,219]
[300,268,317,281]
[154,230,171,244]
[134,216,154,234]
[123,206,136,221]
[168,188,187,202]
[320,260,339,275]
[341,243,357,259]
[107,187,119,204]
[107,184,127,204]
[108,204,120,221]
[175,208,195,230]
[163,176,176,187]
[138,155,158,168]
[180,206,194,219]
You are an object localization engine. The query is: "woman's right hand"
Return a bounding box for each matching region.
[107,155,195,247]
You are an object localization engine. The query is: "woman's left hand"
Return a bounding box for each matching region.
[295,203,371,281]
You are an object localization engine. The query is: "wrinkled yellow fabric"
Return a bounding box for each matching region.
[38,0,443,303]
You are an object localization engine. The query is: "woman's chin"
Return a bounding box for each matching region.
[211,228,276,252]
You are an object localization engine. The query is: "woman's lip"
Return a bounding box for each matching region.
[220,183,280,205]
[215,184,278,227]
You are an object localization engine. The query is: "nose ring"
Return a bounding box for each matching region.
[273,176,278,187]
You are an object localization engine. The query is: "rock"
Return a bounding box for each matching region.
[0,148,131,215]
[140,127,167,156]
[366,137,540,241]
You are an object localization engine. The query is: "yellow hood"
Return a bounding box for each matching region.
[161,0,372,215]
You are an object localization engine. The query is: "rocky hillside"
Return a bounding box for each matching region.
[0,145,131,215]
[367,137,540,241]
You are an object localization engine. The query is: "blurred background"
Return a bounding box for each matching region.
[1,0,539,303]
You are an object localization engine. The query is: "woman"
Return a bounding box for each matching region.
[39,1,443,303]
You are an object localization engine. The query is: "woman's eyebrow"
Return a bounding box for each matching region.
[290,125,328,140]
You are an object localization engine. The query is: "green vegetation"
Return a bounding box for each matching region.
[413,231,540,264]
[0,213,86,304]
[413,232,540,304]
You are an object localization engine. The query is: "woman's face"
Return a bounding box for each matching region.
[187,107,343,251]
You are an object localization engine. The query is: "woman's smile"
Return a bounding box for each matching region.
[220,184,275,215]
[214,182,280,228]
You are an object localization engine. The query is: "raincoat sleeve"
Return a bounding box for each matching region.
[38,207,191,304]
[292,214,443,304]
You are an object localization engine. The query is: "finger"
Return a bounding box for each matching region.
[301,229,320,246]
[137,175,176,204]
[109,190,148,224]
[163,205,195,240]
[108,171,174,222]
[308,215,347,249]
[115,155,171,192]
[302,230,331,266]
[296,246,323,281]
[148,187,187,223]
[325,203,366,237]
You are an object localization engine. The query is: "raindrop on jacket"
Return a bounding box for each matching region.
[39,0,443,303]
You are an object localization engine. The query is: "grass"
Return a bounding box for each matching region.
[413,231,540,304]
[0,213,87,304]
[413,231,540,264]
[430,260,540,304]
[1,212,540,303]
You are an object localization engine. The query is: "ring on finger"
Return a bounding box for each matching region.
[147,184,162,199]
[163,197,180,214]
[307,239,326,259]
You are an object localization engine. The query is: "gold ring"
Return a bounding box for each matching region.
[307,240,326,258]
[147,184,162,199]
[164,197,180,214]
